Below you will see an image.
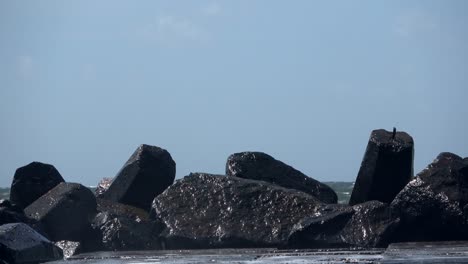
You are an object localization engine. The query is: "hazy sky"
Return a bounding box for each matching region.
[1,1,467,187]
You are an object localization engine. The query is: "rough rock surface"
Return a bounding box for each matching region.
[349,129,414,205]
[24,182,97,242]
[0,199,47,237]
[390,152,468,242]
[0,223,63,264]
[0,199,29,225]
[343,201,399,247]
[95,177,113,198]
[226,152,337,203]
[287,201,399,248]
[91,199,164,251]
[10,162,65,209]
[151,173,323,249]
[287,204,355,248]
[100,144,176,210]
[55,241,81,259]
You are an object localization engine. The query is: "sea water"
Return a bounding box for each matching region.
[47,248,384,264]
[47,242,468,264]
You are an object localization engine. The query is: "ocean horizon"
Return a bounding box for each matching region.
[0,182,355,204]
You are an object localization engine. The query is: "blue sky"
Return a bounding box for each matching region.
[1,1,467,187]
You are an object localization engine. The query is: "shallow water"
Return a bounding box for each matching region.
[47,241,468,264]
[48,248,384,264]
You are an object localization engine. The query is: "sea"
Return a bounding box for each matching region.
[47,242,468,264]
[0,182,354,204]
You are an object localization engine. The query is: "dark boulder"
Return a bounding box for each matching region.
[100,144,176,210]
[287,204,355,248]
[95,177,113,198]
[10,162,65,209]
[349,129,414,205]
[24,182,97,242]
[0,223,63,264]
[0,199,46,237]
[0,200,21,212]
[150,173,323,249]
[226,152,337,203]
[91,199,164,251]
[390,152,468,242]
[287,201,399,248]
[342,201,399,247]
[0,199,29,225]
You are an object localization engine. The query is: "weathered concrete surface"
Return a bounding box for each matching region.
[226,152,337,203]
[150,173,323,249]
[100,144,176,210]
[10,161,65,209]
[349,129,414,205]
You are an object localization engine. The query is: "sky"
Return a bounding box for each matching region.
[1,1,467,187]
